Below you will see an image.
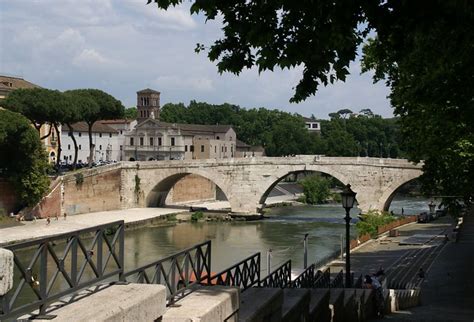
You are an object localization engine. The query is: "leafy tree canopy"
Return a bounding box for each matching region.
[0,110,50,207]
[150,0,474,202]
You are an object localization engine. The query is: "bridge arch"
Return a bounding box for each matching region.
[143,170,230,208]
[381,177,422,211]
[258,169,349,206]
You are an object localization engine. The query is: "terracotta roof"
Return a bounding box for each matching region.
[0,75,41,91]
[100,119,134,124]
[63,122,118,133]
[137,88,160,94]
[137,119,233,135]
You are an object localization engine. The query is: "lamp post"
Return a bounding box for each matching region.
[429,200,436,216]
[340,184,357,288]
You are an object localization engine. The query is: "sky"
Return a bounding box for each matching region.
[0,0,394,119]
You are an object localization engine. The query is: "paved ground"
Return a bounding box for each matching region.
[327,216,453,279]
[377,213,474,321]
[0,208,184,246]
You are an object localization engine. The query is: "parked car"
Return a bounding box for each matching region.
[418,212,430,223]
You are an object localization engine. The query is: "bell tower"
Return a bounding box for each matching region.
[137,88,160,122]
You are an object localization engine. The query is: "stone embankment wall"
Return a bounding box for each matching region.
[63,167,122,215]
[30,178,62,219]
[350,215,417,249]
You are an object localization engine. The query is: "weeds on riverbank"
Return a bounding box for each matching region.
[356,210,397,237]
[191,211,204,222]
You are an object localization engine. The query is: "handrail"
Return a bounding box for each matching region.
[314,268,331,288]
[330,269,344,288]
[260,260,291,288]
[122,240,211,303]
[209,253,260,290]
[1,221,125,320]
[290,264,316,288]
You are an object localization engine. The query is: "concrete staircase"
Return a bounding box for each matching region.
[237,286,381,322]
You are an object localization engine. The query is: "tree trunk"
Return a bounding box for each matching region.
[39,123,52,140]
[88,122,95,168]
[53,123,62,168]
[67,123,79,170]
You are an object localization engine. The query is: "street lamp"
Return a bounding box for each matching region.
[429,200,436,215]
[340,184,357,287]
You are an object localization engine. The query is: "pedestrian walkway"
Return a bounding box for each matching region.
[326,216,453,280]
[0,208,184,246]
[379,212,474,321]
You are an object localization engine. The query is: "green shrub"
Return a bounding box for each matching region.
[356,210,397,238]
[75,173,84,185]
[191,211,204,222]
[298,175,330,204]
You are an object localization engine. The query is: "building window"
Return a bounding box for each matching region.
[225,146,227,152]
[215,146,217,153]
[99,133,102,138]
[69,155,72,160]
[120,145,123,151]
[312,123,318,129]
[130,138,134,146]
[216,136,220,140]
[99,145,102,150]
[150,137,154,146]
[171,137,175,146]
[222,146,224,152]
[231,146,233,153]
[78,132,82,137]
[190,145,194,152]
[109,133,112,137]
[79,144,82,150]
[185,145,188,152]
[201,145,204,152]
[229,136,232,141]
[68,144,71,150]
[158,137,162,146]
[140,137,144,146]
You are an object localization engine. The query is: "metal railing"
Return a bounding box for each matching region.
[122,240,211,303]
[290,264,316,288]
[314,268,331,288]
[0,221,125,320]
[330,269,344,288]
[209,253,260,290]
[260,260,291,288]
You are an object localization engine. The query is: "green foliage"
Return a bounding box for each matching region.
[191,211,204,222]
[65,89,125,166]
[124,107,138,119]
[356,211,397,238]
[160,101,403,157]
[361,2,474,204]
[298,175,330,205]
[75,173,84,185]
[0,110,50,207]
[134,174,141,194]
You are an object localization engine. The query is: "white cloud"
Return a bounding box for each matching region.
[73,48,110,66]
[0,0,393,117]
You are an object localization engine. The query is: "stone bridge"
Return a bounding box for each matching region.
[111,156,422,215]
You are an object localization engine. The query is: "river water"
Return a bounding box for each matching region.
[7,196,432,318]
[124,196,432,275]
